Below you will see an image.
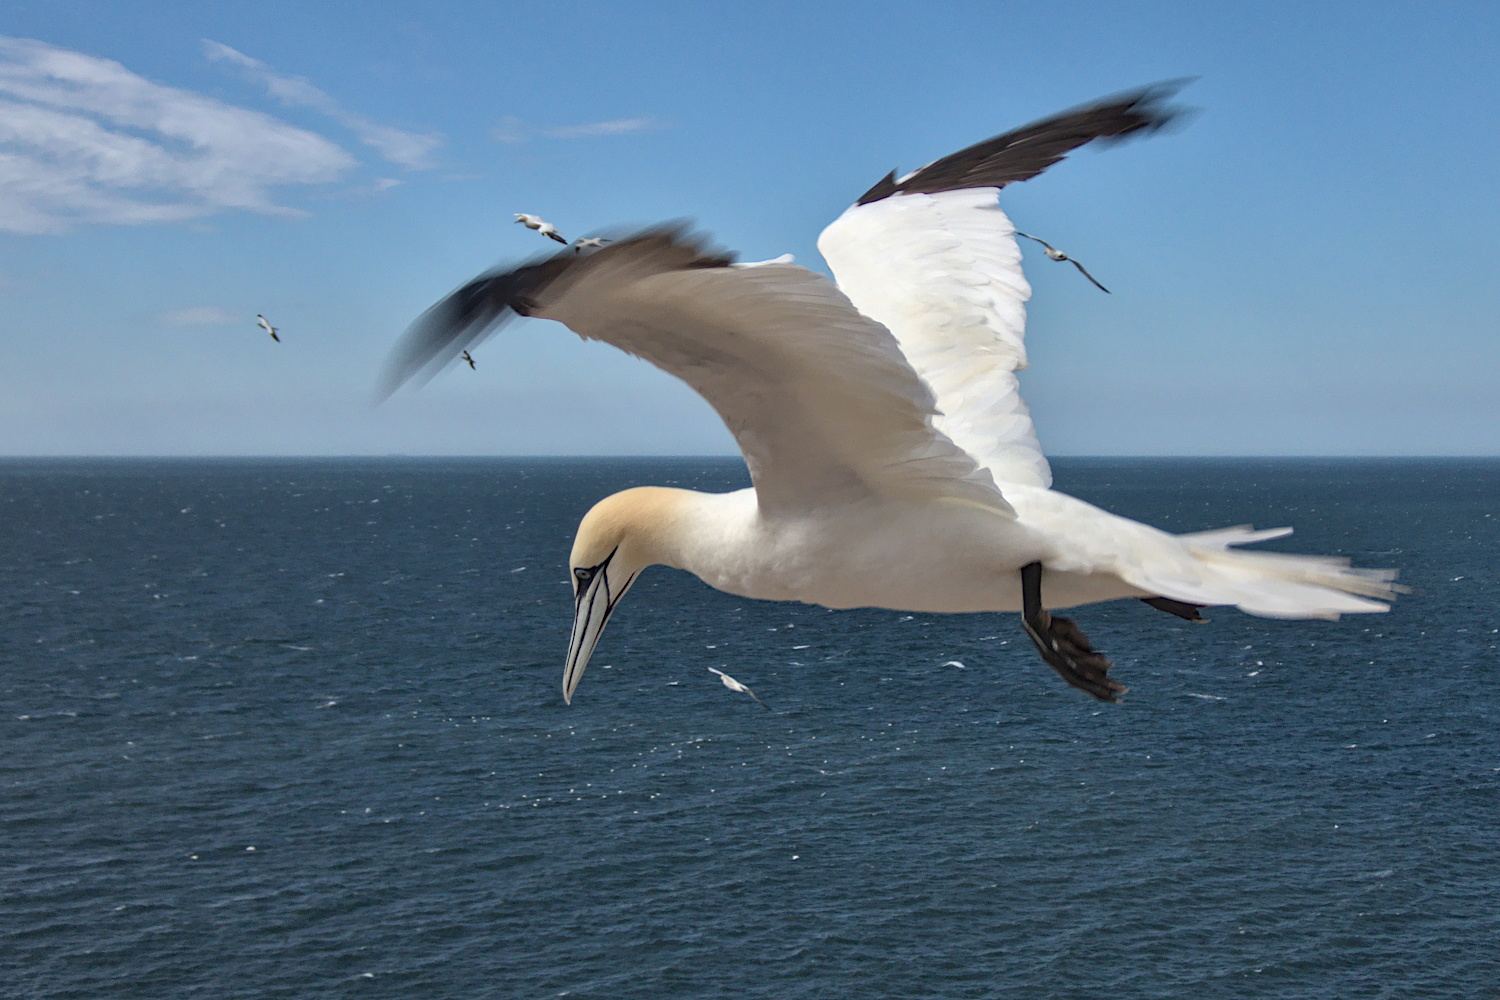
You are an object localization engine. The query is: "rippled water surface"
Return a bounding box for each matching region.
[3,458,1497,999]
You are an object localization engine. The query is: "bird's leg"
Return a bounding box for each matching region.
[1019,561,1127,702]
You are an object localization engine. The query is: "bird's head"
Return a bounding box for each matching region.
[563,487,688,703]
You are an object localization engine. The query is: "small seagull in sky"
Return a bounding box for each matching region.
[708,667,770,710]
[461,350,476,369]
[1014,232,1111,293]
[573,237,612,253]
[514,213,567,244]
[255,314,280,342]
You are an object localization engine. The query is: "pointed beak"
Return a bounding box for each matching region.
[562,563,636,704]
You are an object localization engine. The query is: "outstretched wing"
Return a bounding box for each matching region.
[819,83,1189,488]
[382,227,1015,518]
[821,189,1048,486]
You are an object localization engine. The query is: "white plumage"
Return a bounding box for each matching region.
[818,188,1048,489]
[708,667,769,709]
[385,83,1399,705]
[514,213,567,243]
[538,244,1009,517]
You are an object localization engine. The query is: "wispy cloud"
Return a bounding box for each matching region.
[203,40,440,169]
[0,36,356,234]
[493,115,670,145]
[157,306,237,326]
[492,116,532,145]
[545,116,667,139]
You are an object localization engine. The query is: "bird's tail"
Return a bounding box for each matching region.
[1156,525,1403,620]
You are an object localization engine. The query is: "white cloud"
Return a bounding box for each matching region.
[203,40,441,169]
[492,115,532,145]
[544,117,668,139]
[493,115,670,144]
[157,306,237,326]
[326,176,403,201]
[0,36,356,234]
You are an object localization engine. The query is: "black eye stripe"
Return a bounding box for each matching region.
[572,547,619,586]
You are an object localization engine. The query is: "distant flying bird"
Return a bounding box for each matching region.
[514,213,567,244]
[255,314,280,342]
[573,237,612,253]
[1013,232,1111,293]
[708,667,770,709]
[461,350,476,369]
[385,82,1399,707]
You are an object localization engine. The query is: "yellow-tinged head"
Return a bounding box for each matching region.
[563,487,693,704]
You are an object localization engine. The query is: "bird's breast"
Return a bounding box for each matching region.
[680,497,1048,614]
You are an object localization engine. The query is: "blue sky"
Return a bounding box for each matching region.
[1,0,1496,456]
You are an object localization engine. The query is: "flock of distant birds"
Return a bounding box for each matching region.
[514,212,614,252]
[251,214,1101,376]
[249,216,630,365]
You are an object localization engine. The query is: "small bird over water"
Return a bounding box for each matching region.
[461,350,476,369]
[255,314,280,342]
[1014,232,1111,293]
[514,213,567,244]
[708,667,770,709]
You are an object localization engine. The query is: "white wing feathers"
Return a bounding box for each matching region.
[386,229,1015,518]
[817,83,1192,489]
[386,87,1193,505]
[819,189,1051,489]
[538,235,1012,516]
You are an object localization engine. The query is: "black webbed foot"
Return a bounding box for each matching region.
[1140,596,1209,622]
[1020,562,1128,702]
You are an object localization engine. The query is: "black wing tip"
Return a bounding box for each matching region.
[856,170,900,206]
[1089,77,1200,144]
[377,222,736,402]
[377,251,570,401]
[855,78,1197,206]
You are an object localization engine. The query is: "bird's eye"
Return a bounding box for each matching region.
[574,567,592,582]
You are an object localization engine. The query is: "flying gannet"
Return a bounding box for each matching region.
[514,213,568,244]
[383,83,1400,705]
[1013,232,1111,293]
[573,237,612,253]
[461,349,476,369]
[708,667,770,709]
[256,314,280,342]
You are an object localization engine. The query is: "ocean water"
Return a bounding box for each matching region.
[2,457,1496,1000]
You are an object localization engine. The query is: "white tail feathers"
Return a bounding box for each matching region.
[1178,523,1293,547]
[1175,525,1403,620]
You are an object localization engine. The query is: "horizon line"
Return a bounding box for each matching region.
[2,453,1497,462]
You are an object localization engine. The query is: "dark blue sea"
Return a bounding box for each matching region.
[3,457,1496,999]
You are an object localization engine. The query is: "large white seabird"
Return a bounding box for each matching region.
[382,83,1400,704]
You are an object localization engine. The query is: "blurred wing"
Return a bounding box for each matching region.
[382,227,1014,518]
[850,81,1189,205]
[820,82,1189,488]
